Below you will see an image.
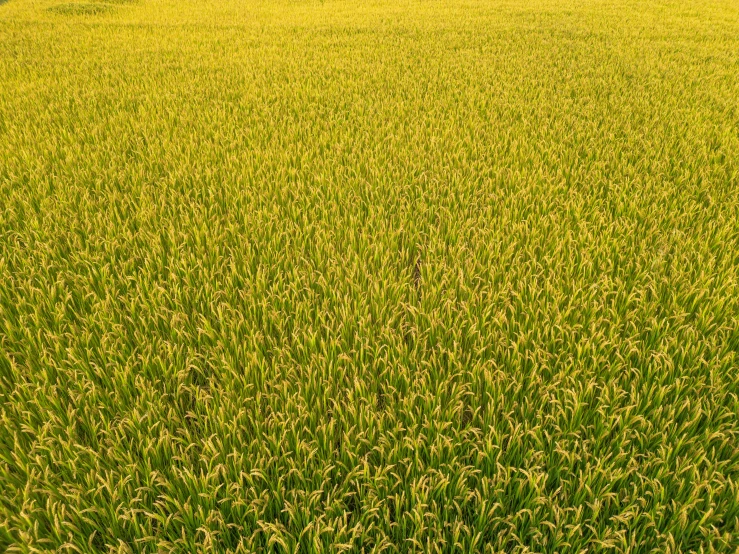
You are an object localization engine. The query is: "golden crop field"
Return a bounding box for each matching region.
[1,0,739,551]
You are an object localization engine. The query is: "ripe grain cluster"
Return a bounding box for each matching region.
[1,0,739,552]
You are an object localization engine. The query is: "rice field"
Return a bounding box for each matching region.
[1,0,739,552]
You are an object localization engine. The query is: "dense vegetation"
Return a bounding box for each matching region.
[1,0,739,551]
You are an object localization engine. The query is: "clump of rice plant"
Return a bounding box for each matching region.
[47,2,113,15]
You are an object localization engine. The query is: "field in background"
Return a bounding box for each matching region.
[2,0,739,551]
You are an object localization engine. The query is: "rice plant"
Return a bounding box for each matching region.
[1,0,738,552]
